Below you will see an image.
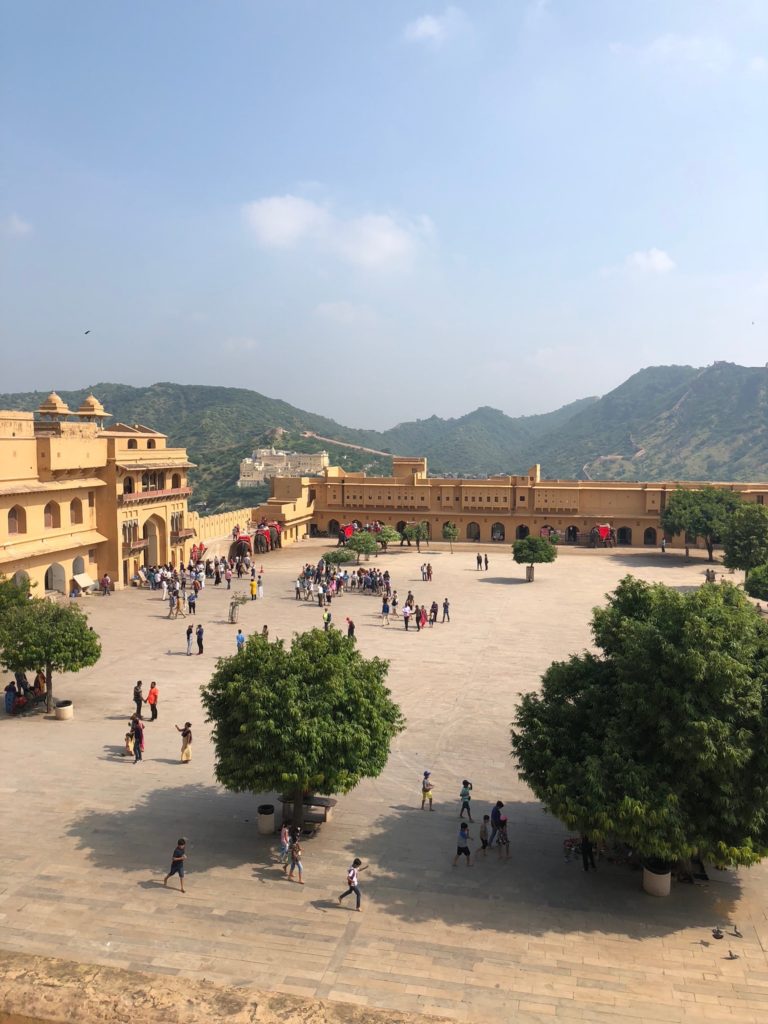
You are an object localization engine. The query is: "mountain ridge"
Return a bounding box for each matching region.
[1,362,766,511]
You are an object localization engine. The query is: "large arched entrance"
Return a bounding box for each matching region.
[565,525,579,544]
[617,526,632,545]
[328,519,340,537]
[516,525,529,540]
[12,570,29,590]
[466,522,480,541]
[643,527,657,546]
[491,522,505,542]
[142,515,166,566]
[45,563,66,594]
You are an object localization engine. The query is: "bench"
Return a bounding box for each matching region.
[279,794,338,827]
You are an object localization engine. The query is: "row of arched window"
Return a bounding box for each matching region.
[122,472,182,495]
[126,438,156,449]
[7,499,85,535]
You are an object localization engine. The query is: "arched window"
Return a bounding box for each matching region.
[171,473,181,490]
[328,519,340,536]
[643,527,657,546]
[73,555,85,575]
[44,501,61,529]
[617,526,632,545]
[157,472,165,491]
[491,522,505,542]
[147,439,156,449]
[123,477,134,494]
[141,473,150,492]
[466,521,480,541]
[127,438,138,449]
[70,497,83,524]
[516,524,529,540]
[8,505,26,535]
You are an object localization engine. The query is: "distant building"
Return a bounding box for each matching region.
[251,456,768,548]
[238,447,329,486]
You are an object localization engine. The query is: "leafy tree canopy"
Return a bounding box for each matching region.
[723,503,768,579]
[512,536,558,568]
[402,521,429,550]
[323,548,358,565]
[0,575,30,615]
[200,629,405,825]
[661,487,741,561]
[344,531,379,561]
[0,599,101,711]
[744,564,768,601]
[374,525,402,550]
[512,576,768,866]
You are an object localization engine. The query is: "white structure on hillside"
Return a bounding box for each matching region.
[238,447,329,487]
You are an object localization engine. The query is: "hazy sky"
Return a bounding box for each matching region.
[2,1,767,427]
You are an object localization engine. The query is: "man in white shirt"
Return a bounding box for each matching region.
[338,857,367,911]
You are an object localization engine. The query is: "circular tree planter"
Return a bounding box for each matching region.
[257,803,275,835]
[55,699,74,721]
[642,858,672,897]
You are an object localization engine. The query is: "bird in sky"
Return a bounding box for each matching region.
[84,330,91,335]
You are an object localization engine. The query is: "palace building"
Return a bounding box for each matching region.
[0,393,197,594]
[257,456,768,548]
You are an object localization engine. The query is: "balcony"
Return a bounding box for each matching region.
[118,487,192,506]
[122,538,149,556]
[171,528,196,541]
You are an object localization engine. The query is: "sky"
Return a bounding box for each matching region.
[1,0,767,428]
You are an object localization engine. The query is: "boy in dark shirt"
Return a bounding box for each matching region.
[164,838,187,893]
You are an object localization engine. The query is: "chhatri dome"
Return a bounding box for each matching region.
[38,391,71,417]
[76,394,108,418]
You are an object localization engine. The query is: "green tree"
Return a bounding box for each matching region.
[744,564,768,601]
[323,548,358,566]
[200,629,405,827]
[512,577,768,869]
[722,503,768,580]
[402,521,429,552]
[442,522,459,553]
[374,525,402,552]
[344,531,379,561]
[512,536,558,581]
[0,600,102,712]
[661,487,740,562]
[0,574,30,615]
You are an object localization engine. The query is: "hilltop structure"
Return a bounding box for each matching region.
[254,457,768,548]
[238,447,329,487]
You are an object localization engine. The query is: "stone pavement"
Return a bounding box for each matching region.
[1,541,768,1024]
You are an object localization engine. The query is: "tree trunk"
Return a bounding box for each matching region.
[527,564,535,583]
[45,663,53,713]
[707,540,714,562]
[292,783,305,830]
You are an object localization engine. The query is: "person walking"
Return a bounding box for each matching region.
[484,553,489,571]
[133,681,144,719]
[476,553,482,571]
[661,537,667,554]
[176,721,192,762]
[288,837,304,884]
[187,591,196,617]
[278,823,291,869]
[236,629,245,653]
[381,596,390,625]
[225,567,232,590]
[459,780,473,822]
[101,573,111,596]
[489,800,504,847]
[421,770,434,810]
[250,577,257,601]
[195,624,204,655]
[403,604,411,630]
[186,624,193,655]
[322,608,332,632]
[338,857,367,911]
[581,834,597,872]
[453,823,473,866]
[131,714,145,763]
[442,598,450,623]
[163,838,187,893]
[257,575,264,599]
[145,682,159,722]
[346,618,355,639]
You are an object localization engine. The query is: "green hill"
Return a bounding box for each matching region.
[1,363,766,511]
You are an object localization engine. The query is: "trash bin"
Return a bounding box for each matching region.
[55,699,74,721]
[257,803,275,835]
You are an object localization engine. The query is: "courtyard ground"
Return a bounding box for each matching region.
[1,540,767,1024]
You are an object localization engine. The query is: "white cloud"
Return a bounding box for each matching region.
[403,7,467,47]
[314,301,377,326]
[222,336,261,353]
[627,248,676,274]
[747,55,768,76]
[243,194,430,270]
[5,214,32,237]
[613,34,733,73]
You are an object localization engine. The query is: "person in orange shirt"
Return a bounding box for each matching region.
[145,682,159,722]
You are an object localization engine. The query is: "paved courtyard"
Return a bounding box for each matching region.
[2,540,768,1023]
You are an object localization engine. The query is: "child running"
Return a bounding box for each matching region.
[453,822,473,866]
[163,838,187,892]
[459,779,473,821]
